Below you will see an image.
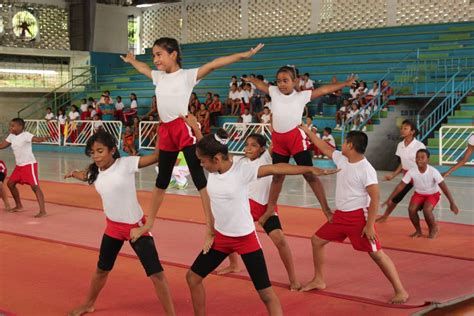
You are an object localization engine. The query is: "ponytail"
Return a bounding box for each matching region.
[196,128,229,159]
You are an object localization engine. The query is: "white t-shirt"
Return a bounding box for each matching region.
[347,109,358,119]
[241,114,252,124]
[322,134,336,147]
[468,135,474,146]
[58,115,67,125]
[45,113,55,120]
[395,139,426,171]
[241,90,250,103]
[244,150,273,205]
[304,79,314,89]
[228,90,240,100]
[269,85,311,133]
[151,68,199,123]
[264,102,272,110]
[94,157,143,224]
[69,111,80,120]
[402,165,443,195]
[332,151,378,211]
[80,103,89,112]
[115,102,125,110]
[130,100,138,109]
[261,113,271,124]
[6,132,36,166]
[368,88,379,96]
[207,157,259,236]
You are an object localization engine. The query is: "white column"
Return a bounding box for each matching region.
[387,0,397,27]
[310,0,322,33]
[241,0,249,39]
[181,1,189,43]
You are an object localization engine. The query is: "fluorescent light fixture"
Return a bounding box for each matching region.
[0,68,58,75]
[136,4,154,8]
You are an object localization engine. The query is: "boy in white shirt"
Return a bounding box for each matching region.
[300,126,409,304]
[384,149,458,239]
[321,127,336,156]
[241,108,253,124]
[0,118,49,217]
[260,107,271,124]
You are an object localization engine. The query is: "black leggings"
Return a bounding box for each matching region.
[97,234,163,276]
[392,182,413,204]
[191,249,271,290]
[272,150,313,166]
[155,144,207,190]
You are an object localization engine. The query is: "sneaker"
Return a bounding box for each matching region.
[168,179,178,189]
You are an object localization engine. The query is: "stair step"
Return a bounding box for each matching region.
[438,33,471,41]
[428,138,469,147]
[454,110,474,116]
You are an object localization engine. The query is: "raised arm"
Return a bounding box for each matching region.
[300,123,335,158]
[138,150,160,168]
[197,43,264,80]
[310,75,357,100]
[0,140,11,150]
[442,144,473,177]
[257,163,337,178]
[438,181,459,214]
[120,52,153,79]
[244,76,269,95]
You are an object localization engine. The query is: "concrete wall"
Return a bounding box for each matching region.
[0,93,45,138]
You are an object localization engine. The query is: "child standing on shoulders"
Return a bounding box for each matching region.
[383,149,458,238]
[299,125,409,304]
[0,118,49,217]
[0,160,12,211]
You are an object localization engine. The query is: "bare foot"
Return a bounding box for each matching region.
[389,290,409,304]
[216,265,241,275]
[300,279,326,292]
[376,215,388,223]
[428,227,439,239]
[34,211,47,218]
[409,231,422,238]
[8,206,23,213]
[290,281,302,291]
[68,305,95,316]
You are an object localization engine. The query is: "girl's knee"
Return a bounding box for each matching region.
[258,287,276,304]
[149,271,165,282]
[186,270,202,287]
[311,235,326,248]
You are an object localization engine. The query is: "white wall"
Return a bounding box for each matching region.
[93,4,142,54]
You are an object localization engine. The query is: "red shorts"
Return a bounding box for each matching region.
[316,209,381,252]
[249,199,278,222]
[212,230,261,255]
[410,191,441,208]
[272,127,310,156]
[9,163,39,186]
[158,118,196,151]
[105,216,152,241]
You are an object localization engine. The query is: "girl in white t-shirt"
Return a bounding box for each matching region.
[44,107,58,141]
[378,119,426,223]
[245,67,356,223]
[384,149,459,238]
[121,38,264,245]
[68,105,81,143]
[123,93,138,124]
[64,131,175,316]
[187,129,334,314]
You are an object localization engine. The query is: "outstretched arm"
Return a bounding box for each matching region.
[138,150,160,168]
[32,136,50,143]
[300,124,335,158]
[120,52,152,79]
[438,181,459,214]
[310,75,357,100]
[197,44,264,80]
[244,76,269,95]
[383,181,407,206]
[443,145,474,177]
[384,164,403,181]
[64,169,88,182]
[0,140,11,150]
[257,163,337,178]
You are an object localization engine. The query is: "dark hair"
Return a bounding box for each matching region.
[130,93,137,100]
[71,105,79,112]
[257,74,264,80]
[11,118,25,128]
[247,133,266,148]
[153,37,182,67]
[401,119,418,137]
[103,90,110,95]
[263,106,270,111]
[304,73,310,77]
[264,95,271,101]
[46,107,52,111]
[88,97,94,102]
[416,148,430,158]
[231,75,237,79]
[206,92,212,97]
[277,65,298,80]
[242,74,247,78]
[306,115,313,120]
[213,94,220,98]
[82,98,87,103]
[196,128,229,159]
[324,127,332,134]
[85,131,120,184]
[117,96,122,101]
[87,105,93,110]
[346,131,368,154]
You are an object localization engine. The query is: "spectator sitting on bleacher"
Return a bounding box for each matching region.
[229,75,238,89]
[382,79,393,103]
[92,114,103,133]
[68,105,80,143]
[189,104,197,116]
[99,90,113,105]
[240,83,252,114]
[228,83,242,116]
[45,107,56,121]
[196,103,210,134]
[335,99,350,130]
[252,74,265,113]
[99,95,115,121]
[87,97,96,107]
[122,93,138,125]
[188,92,200,110]
[347,101,361,131]
[122,126,137,156]
[114,96,125,121]
[80,98,88,113]
[322,127,336,150]
[132,116,140,138]
[367,81,379,99]
[260,107,271,124]
[80,105,93,120]
[204,92,213,107]
[315,76,344,116]
[142,95,158,120]
[240,74,248,87]
[241,108,252,124]
[300,73,315,91]
[209,94,222,127]
[57,108,67,137]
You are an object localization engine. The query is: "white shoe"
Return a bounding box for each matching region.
[335,124,341,130]
[351,125,356,131]
[362,126,367,131]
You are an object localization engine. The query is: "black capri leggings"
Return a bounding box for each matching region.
[98,234,163,276]
[155,144,207,190]
[191,248,271,291]
[392,182,413,204]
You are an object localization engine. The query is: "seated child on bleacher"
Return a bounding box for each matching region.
[114,96,125,121]
[209,94,222,127]
[122,126,137,156]
[260,107,271,124]
[321,127,336,159]
[335,99,349,130]
[241,108,253,124]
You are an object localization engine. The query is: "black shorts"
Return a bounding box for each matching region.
[0,172,5,182]
[272,150,313,166]
[98,234,163,276]
[190,248,271,290]
[263,215,283,234]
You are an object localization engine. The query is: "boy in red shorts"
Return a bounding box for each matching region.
[384,149,459,239]
[0,118,49,217]
[0,160,12,211]
[300,125,409,304]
